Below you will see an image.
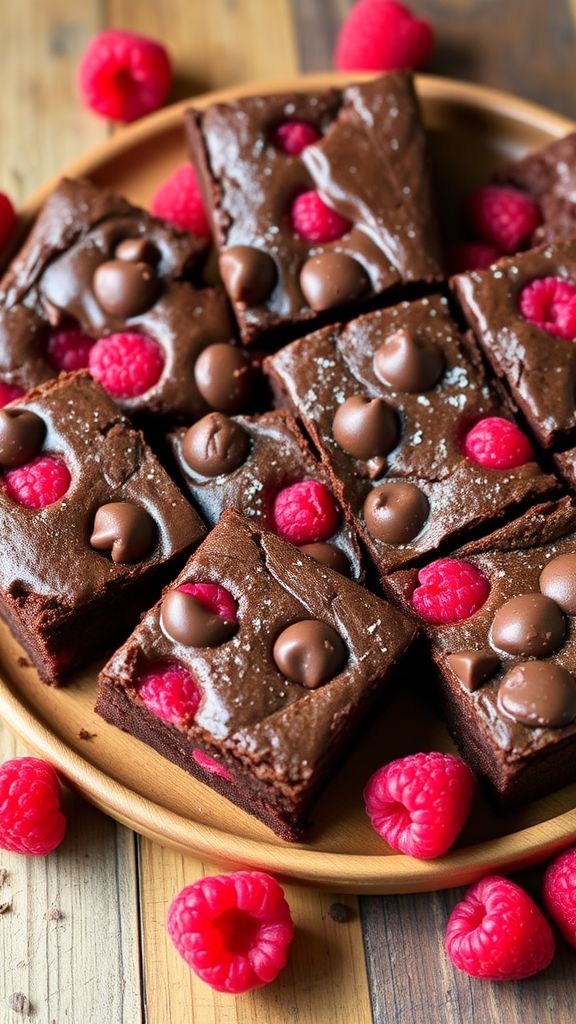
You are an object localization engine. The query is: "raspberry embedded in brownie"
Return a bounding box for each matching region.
[495,131,576,245]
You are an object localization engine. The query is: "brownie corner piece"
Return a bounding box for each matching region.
[96,509,416,840]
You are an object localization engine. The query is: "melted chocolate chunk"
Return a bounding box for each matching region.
[115,237,159,264]
[446,649,501,692]
[194,343,253,414]
[219,246,277,305]
[272,619,346,688]
[0,409,45,468]
[160,588,237,647]
[299,542,351,576]
[373,328,444,393]
[299,253,368,312]
[90,502,157,564]
[363,482,429,544]
[92,259,160,318]
[490,592,566,658]
[181,412,250,478]
[540,553,576,615]
[498,661,576,728]
[332,395,397,461]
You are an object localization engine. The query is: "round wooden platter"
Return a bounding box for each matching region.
[2,74,576,894]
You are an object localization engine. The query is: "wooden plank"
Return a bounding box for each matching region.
[139,841,373,1024]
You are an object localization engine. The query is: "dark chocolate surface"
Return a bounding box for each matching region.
[497,132,576,244]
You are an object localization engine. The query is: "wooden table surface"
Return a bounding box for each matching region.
[2,2,576,1022]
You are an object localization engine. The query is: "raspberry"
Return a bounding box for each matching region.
[466,185,541,254]
[543,846,576,947]
[0,192,16,252]
[150,164,211,240]
[334,0,434,72]
[273,479,339,545]
[272,121,321,156]
[290,191,351,243]
[519,276,576,341]
[138,662,201,728]
[463,416,534,469]
[192,750,233,782]
[89,332,164,398]
[179,582,238,622]
[48,328,94,372]
[0,757,66,856]
[4,455,71,509]
[445,875,555,980]
[167,870,294,993]
[446,242,502,274]
[77,30,172,123]
[364,752,474,859]
[412,558,490,624]
[0,381,24,408]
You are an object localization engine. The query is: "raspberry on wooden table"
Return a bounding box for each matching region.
[463,417,534,470]
[151,164,212,240]
[0,192,16,252]
[272,479,339,545]
[0,381,24,408]
[334,0,434,72]
[446,242,502,274]
[364,752,474,859]
[445,875,555,980]
[48,328,94,372]
[272,121,321,156]
[411,558,490,624]
[543,846,576,947]
[4,455,71,509]
[0,757,66,856]
[138,662,201,728]
[89,332,164,399]
[290,191,351,243]
[519,276,576,341]
[77,30,172,123]
[167,870,294,993]
[466,185,542,253]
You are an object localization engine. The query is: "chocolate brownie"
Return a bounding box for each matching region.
[95,509,416,840]
[264,294,558,576]
[496,132,576,244]
[168,409,363,580]
[0,371,205,684]
[0,177,254,424]
[388,497,576,805]
[187,72,443,345]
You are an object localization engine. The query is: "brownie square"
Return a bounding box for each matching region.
[96,509,416,840]
[264,294,558,576]
[0,177,237,423]
[0,371,205,684]
[168,409,363,581]
[187,72,443,345]
[387,497,576,805]
[452,237,576,448]
[496,132,576,244]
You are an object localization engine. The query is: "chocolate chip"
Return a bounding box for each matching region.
[540,553,576,615]
[92,259,160,318]
[0,409,45,468]
[194,343,253,414]
[115,237,159,264]
[181,412,250,477]
[363,482,429,544]
[299,542,351,576]
[373,328,444,393]
[332,395,398,461]
[272,619,346,688]
[490,593,566,658]
[446,649,500,692]
[498,661,576,728]
[300,252,368,312]
[90,502,156,563]
[160,589,238,647]
[219,246,277,305]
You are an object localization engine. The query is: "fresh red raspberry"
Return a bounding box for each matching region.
[48,328,94,372]
[151,164,211,240]
[543,846,576,947]
[138,662,201,728]
[364,752,474,859]
[0,192,16,252]
[179,582,238,622]
[0,381,24,407]
[89,332,164,398]
[77,30,172,123]
[446,242,502,274]
[273,479,339,545]
[192,749,233,782]
[463,416,534,469]
[4,455,71,509]
[411,558,490,624]
[466,185,541,254]
[272,121,321,156]
[519,276,576,341]
[445,875,555,980]
[334,0,434,72]
[167,870,294,993]
[0,757,66,856]
[290,191,351,243]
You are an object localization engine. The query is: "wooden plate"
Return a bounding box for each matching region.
[3,74,576,894]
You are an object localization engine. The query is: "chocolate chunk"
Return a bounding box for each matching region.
[373,328,444,393]
[490,593,566,658]
[498,661,576,728]
[299,542,351,576]
[194,343,253,414]
[446,649,501,692]
[92,259,160,318]
[160,588,237,647]
[219,246,277,305]
[182,412,250,477]
[300,252,368,312]
[332,395,398,461]
[540,553,576,615]
[115,237,159,264]
[272,619,346,688]
[0,409,45,468]
[90,502,156,563]
[363,482,429,544]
